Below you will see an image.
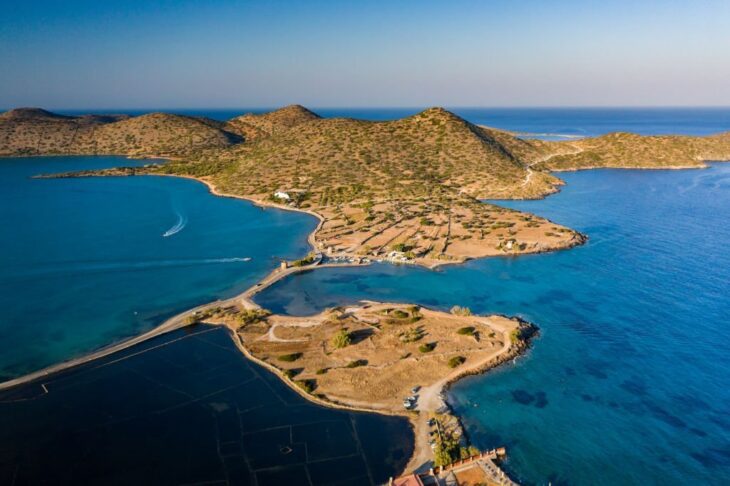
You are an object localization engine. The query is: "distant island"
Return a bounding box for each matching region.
[2,105,730,483]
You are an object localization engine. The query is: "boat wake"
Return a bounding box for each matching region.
[162,212,187,237]
[677,172,729,194]
[10,257,253,279]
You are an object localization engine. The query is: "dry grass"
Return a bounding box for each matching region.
[236,302,524,410]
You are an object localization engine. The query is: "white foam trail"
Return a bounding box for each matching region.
[162,212,187,237]
[12,257,253,279]
[678,172,715,194]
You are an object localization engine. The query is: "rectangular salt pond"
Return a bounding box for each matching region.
[0,325,412,485]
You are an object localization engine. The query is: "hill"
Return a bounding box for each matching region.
[151,107,584,265]
[225,104,321,141]
[193,107,563,200]
[535,131,730,171]
[0,109,241,157]
[15,104,730,266]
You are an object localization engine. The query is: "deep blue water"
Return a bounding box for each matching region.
[0,325,412,485]
[61,107,730,138]
[2,109,730,485]
[256,165,730,485]
[0,156,316,380]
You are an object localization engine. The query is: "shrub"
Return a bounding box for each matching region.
[450,305,472,316]
[456,326,475,336]
[331,329,352,349]
[448,356,466,368]
[237,308,271,327]
[346,359,368,368]
[399,326,424,343]
[291,253,316,267]
[419,342,436,353]
[283,368,301,379]
[296,379,316,394]
[278,353,302,362]
[316,368,328,375]
[391,309,409,319]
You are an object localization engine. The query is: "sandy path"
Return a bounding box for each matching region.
[515,145,585,190]
[0,255,363,392]
[262,319,321,343]
[404,317,515,473]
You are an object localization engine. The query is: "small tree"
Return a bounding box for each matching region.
[331,329,352,349]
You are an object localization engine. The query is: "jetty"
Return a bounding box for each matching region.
[391,448,518,486]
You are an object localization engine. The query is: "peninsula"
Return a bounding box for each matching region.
[3,105,730,482]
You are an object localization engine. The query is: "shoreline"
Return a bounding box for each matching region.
[0,166,565,482]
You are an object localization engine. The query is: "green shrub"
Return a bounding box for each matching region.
[283,368,301,379]
[346,359,368,368]
[278,353,302,362]
[390,309,409,319]
[399,326,424,343]
[296,379,316,394]
[237,308,271,327]
[419,342,436,353]
[315,368,328,375]
[456,326,475,336]
[448,356,466,368]
[291,253,316,267]
[331,329,352,349]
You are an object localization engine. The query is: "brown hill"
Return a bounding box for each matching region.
[535,131,730,171]
[77,113,242,157]
[0,109,241,157]
[200,106,561,201]
[151,107,582,265]
[225,104,321,141]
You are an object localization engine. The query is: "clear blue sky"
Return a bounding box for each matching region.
[1,0,729,109]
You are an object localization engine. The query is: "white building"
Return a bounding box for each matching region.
[274,191,291,201]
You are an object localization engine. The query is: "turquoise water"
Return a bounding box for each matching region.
[3,110,730,484]
[256,164,730,485]
[0,156,316,380]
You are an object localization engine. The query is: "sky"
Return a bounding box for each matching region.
[1,0,729,109]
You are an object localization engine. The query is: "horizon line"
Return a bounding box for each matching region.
[5,105,730,113]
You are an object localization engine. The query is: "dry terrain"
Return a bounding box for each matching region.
[220,302,532,413]
[533,131,730,171]
[7,104,730,267]
[0,108,242,157]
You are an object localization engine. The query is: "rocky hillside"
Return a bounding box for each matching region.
[536,131,730,171]
[225,104,321,141]
[179,107,561,201]
[0,108,242,157]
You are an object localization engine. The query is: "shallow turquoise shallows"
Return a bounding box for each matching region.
[256,164,730,485]
[0,156,316,380]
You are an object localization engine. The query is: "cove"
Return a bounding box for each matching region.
[0,156,317,380]
[255,164,730,484]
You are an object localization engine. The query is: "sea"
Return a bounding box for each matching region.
[1,108,729,485]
